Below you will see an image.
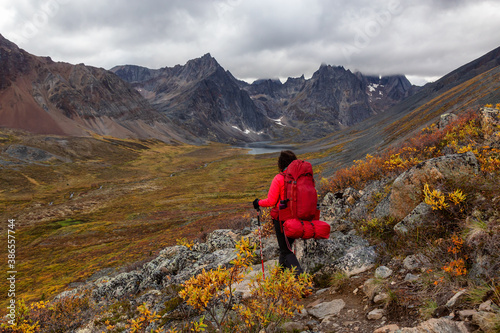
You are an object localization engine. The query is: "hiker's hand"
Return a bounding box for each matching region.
[253,198,260,211]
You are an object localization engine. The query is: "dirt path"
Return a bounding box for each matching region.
[291,271,417,333]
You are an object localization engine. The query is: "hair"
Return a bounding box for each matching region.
[278,150,297,171]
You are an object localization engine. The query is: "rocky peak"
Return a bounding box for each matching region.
[0,35,179,141]
[112,53,273,143]
[247,78,283,98]
[359,73,416,113]
[310,64,360,93]
[283,74,306,94]
[0,35,33,90]
[110,65,160,83]
[178,53,222,81]
[0,33,18,49]
[314,64,349,79]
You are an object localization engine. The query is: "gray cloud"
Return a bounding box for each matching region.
[1,0,499,85]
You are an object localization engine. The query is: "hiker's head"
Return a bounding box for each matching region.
[278,150,297,171]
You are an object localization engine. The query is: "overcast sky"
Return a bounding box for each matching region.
[1,0,500,86]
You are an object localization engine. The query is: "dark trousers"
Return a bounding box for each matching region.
[273,219,303,275]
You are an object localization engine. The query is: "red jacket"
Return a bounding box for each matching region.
[258,172,285,219]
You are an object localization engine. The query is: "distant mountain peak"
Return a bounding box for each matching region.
[0,34,20,50]
[189,53,219,66]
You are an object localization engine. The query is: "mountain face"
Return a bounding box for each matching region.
[241,66,417,140]
[112,54,274,143]
[0,34,189,142]
[358,74,416,113]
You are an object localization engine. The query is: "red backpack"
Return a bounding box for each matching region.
[278,160,330,239]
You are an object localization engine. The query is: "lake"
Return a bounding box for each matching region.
[234,142,295,155]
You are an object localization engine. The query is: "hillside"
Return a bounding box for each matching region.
[0,34,188,143]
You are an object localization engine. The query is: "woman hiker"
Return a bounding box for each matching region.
[253,150,304,275]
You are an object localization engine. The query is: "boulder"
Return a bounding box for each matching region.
[333,245,377,276]
[445,289,466,308]
[279,321,307,332]
[232,260,278,299]
[375,266,393,279]
[394,202,434,234]
[403,254,431,271]
[295,231,370,272]
[363,278,383,302]
[91,244,238,301]
[472,311,499,332]
[374,152,480,220]
[469,254,500,281]
[478,300,500,312]
[367,308,385,320]
[398,318,469,332]
[374,324,400,333]
[348,179,391,221]
[307,299,345,320]
[321,187,360,220]
[4,144,69,163]
[171,248,237,284]
[259,234,280,261]
[318,315,342,332]
[327,219,355,233]
[206,229,238,252]
[438,113,458,129]
[374,292,390,304]
[404,273,420,282]
[458,309,477,321]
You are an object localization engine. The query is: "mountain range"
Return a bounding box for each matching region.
[111,55,418,142]
[1,33,500,145]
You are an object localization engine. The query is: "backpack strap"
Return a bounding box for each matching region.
[283,226,294,253]
[310,220,316,239]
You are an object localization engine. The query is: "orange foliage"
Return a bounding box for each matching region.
[324,108,499,193]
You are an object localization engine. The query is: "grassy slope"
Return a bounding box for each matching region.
[0,133,281,308]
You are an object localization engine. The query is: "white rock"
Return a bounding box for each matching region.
[375,266,393,279]
[374,292,390,304]
[367,308,385,320]
[458,309,477,321]
[445,289,466,308]
[479,300,493,312]
[404,273,420,282]
[374,324,400,333]
[308,299,346,320]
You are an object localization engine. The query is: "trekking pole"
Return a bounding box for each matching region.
[257,209,265,279]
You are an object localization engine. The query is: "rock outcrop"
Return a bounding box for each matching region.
[374,152,480,220]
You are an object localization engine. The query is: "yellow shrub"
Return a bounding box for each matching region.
[179,237,255,329]
[448,189,466,206]
[179,237,312,332]
[233,265,312,331]
[127,303,161,333]
[176,237,195,249]
[423,184,449,210]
